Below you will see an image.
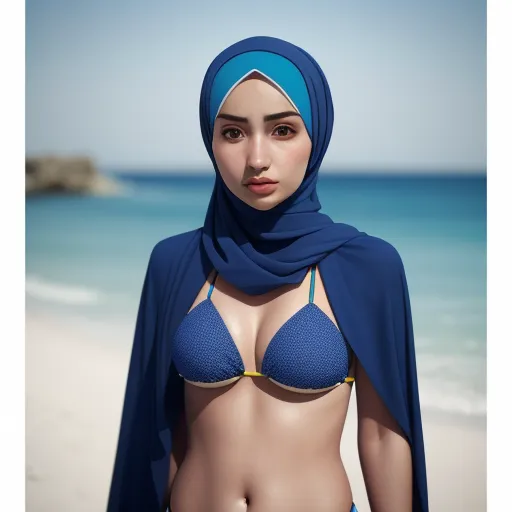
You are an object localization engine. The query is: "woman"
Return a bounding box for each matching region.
[107,36,428,512]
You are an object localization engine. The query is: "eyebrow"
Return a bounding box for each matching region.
[216,111,301,123]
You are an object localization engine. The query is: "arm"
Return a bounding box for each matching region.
[356,359,413,512]
[161,409,188,511]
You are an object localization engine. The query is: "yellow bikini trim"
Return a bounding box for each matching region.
[243,371,265,377]
[180,372,355,386]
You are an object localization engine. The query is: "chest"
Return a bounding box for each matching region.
[195,269,338,367]
[171,267,353,393]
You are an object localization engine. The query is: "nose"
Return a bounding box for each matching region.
[246,133,271,173]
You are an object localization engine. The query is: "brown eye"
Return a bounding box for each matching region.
[273,125,295,137]
[222,128,243,140]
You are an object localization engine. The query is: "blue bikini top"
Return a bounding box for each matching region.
[171,266,354,394]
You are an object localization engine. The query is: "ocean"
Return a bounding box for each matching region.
[25,172,486,421]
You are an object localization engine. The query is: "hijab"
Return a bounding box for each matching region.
[108,36,428,512]
[199,36,362,295]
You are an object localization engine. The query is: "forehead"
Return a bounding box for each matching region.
[207,51,313,136]
[218,76,297,115]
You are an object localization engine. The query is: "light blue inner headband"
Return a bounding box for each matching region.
[209,51,312,137]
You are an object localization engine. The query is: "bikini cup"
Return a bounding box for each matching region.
[171,266,354,394]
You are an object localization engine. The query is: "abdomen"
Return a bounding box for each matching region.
[170,377,354,512]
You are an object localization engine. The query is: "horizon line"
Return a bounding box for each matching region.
[104,167,487,177]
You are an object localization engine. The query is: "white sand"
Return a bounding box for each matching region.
[26,313,131,512]
[26,311,486,512]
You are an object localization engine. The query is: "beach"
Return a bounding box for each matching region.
[25,174,486,511]
[25,0,488,505]
[25,308,486,512]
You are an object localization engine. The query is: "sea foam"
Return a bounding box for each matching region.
[25,275,104,306]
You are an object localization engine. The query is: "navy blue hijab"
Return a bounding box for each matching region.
[199,36,360,295]
[107,36,428,512]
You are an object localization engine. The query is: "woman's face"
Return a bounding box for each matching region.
[212,74,312,211]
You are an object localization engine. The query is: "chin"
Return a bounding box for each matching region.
[242,190,283,211]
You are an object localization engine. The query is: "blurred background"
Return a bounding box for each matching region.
[25,1,486,511]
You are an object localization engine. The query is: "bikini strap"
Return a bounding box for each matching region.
[207,271,219,299]
[309,266,316,303]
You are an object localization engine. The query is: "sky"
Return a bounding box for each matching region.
[25,0,486,173]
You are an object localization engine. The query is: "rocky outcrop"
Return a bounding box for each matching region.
[26,156,121,196]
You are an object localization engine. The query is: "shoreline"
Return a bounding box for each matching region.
[25,309,486,512]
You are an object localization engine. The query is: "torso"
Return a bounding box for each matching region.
[169,267,355,512]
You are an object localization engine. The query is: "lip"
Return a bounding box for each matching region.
[245,177,278,185]
[246,182,279,195]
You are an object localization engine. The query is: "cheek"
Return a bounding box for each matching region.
[212,140,245,184]
[294,139,312,167]
[277,138,312,184]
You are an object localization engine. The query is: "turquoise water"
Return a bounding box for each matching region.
[25,173,486,419]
